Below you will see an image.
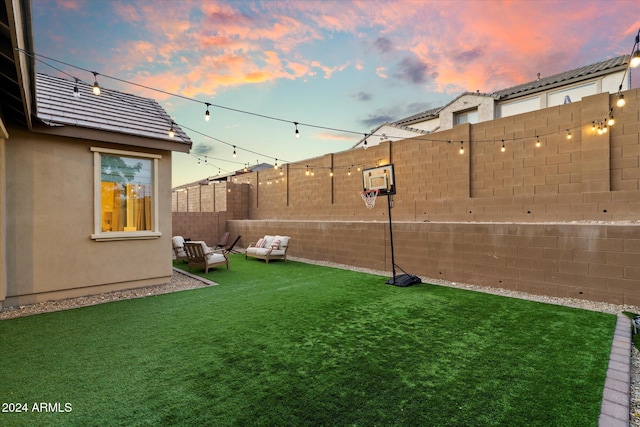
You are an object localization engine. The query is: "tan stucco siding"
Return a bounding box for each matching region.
[4,127,173,306]
[0,120,7,308]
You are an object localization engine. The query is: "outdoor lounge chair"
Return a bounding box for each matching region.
[213,232,230,249]
[245,235,290,263]
[222,235,242,254]
[184,241,229,273]
[172,236,188,262]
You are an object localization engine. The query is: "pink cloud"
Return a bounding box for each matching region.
[92,0,638,103]
[56,0,82,11]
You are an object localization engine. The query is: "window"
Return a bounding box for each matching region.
[91,147,161,241]
[455,109,478,125]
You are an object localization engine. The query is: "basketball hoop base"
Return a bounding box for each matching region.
[386,273,422,287]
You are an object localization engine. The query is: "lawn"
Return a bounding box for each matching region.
[0,255,616,426]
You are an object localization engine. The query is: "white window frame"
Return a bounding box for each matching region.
[90,147,161,241]
[455,108,478,126]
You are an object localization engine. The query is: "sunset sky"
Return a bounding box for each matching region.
[31,0,640,186]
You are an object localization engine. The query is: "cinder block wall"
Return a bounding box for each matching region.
[175,89,640,304]
[228,220,640,306]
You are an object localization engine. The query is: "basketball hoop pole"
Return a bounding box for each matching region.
[384,194,422,287]
[387,194,398,280]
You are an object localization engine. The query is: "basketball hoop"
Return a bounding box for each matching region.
[360,189,379,209]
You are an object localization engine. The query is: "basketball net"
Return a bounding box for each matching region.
[360,189,379,209]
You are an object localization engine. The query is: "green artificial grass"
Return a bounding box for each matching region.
[0,255,616,426]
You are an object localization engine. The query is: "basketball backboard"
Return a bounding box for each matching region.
[362,163,396,196]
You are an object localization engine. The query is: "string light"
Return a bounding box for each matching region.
[274,159,278,169]
[197,158,201,166]
[232,146,237,158]
[205,102,211,122]
[204,156,208,164]
[348,167,351,176]
[73,77,80,98]
[591,121,596,132]
[92,72,101,95]
[305,165,309,176]
[631,30,640,68]
[330,169,334,177]
[29,49,638,177]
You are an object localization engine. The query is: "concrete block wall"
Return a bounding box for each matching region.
[241,90,638,223]
[228,219,640,306]
[173,88,639,304]
[172,211,227,247]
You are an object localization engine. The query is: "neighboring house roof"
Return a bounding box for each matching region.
[393,55,630,127]
[493,55,629,100]
[172,163,273,190]
[351,122,432,148]
[35,73,192,150]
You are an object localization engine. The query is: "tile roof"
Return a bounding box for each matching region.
[35,73,192,147]
[393,55,630,126]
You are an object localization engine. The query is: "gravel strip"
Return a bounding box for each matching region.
[2,259,639,424]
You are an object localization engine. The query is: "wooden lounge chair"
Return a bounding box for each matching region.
[172,236,188,262]
[184,241,229,273]
[222,235,242,254]
[213,232,230,249]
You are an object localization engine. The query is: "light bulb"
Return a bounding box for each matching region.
[168,123,175,138]
[233,146,237,158]
[92,72,101,95]
[607,116,615,127]
[617,94,625,108]
[501,145,505,153]
[205,103,211,121]
[294,122,300,139]
[566,130,571,140]
[631,49,640,68]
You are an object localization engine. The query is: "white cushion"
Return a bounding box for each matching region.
[206,252,226,263]
[172,236,185,248]
[274,235,290,248]
[262,235,275,248]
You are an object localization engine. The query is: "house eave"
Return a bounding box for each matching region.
[31,121,192,153]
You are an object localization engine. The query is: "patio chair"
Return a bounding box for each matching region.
[213,232,230,249]
[172,236,188,262]
[184,241,229,274]
[219,235,242,255]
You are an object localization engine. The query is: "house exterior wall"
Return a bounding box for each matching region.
[3,127,175,306]
[438,94,495,130]
[0,121,7,309]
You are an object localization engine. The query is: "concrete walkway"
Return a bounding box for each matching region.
[599,314,632,427]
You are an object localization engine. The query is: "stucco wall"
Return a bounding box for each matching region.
[4,127,175,306]
[0,125,6,309]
